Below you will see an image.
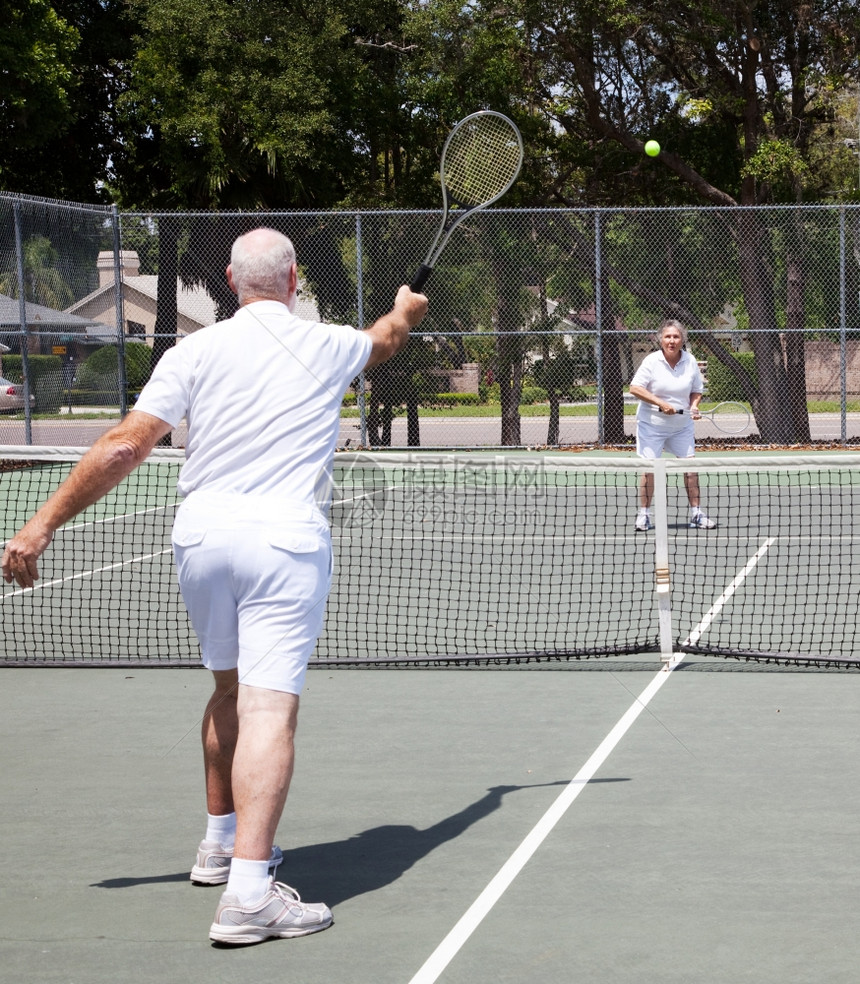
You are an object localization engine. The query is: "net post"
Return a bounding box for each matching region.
[651,459,674,662]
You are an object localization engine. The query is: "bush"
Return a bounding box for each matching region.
[707,353,756,402]
[519,386,548,405]
[77,342,150,392]
[426,392,481,408]
[1,355,63,411]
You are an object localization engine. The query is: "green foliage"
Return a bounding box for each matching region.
[77,343,151,391]
[519,386,547,405]
[0,0,79,153]
[1,354,60,383]
[115,0,413,209]
[706,353,757,402]
[0,236,74,309]
[1,354,63,411]
[426,392,482,408]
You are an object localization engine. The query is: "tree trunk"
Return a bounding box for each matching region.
[152,216,178,447]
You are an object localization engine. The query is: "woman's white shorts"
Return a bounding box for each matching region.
[172,491,332,694]
[636,414,696,459]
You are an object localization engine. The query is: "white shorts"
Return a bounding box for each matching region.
[172,491,332,694]
[636,414,696,460]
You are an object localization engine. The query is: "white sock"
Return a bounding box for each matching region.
[690,506,702,518]
[638,507,651,518]
[226,858,272,903]
[205,812,237,850]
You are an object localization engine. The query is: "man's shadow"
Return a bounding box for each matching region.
[91,779,628,902]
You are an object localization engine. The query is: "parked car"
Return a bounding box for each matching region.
[0,377,35,413]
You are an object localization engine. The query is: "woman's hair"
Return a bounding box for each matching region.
[658,319,688,347]
[230,228,296,303]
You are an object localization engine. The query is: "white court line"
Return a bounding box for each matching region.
[681,537,776,647]
[407,655,684,984]
[407,537,778,984]
[0,549,173,601]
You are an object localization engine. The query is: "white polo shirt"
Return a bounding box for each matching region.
[133,300,372,507]
[631,349,703,428]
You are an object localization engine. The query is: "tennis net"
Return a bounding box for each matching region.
[1,447,859,668]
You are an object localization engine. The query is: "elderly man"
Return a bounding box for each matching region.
[2,227,428,945]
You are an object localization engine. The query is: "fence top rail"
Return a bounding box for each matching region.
[115,203,860,219]
[0,191,113,214]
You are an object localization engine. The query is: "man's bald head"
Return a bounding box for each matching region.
[228,228,297,307]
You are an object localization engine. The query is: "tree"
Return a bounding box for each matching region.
[0,235,74,309]
[525,0,860,443]
[0,0,79,186]
[0,1,137,201]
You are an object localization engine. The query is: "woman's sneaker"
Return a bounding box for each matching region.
[209,879,333,945]
[635,512,652,532]
[690,512,716,529]
[191,841,283,885]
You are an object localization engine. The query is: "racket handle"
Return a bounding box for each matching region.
[410,264,433,292]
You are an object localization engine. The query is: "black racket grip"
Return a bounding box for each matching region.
[410,264,433,292]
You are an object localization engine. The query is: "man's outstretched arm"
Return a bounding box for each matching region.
[2,410,172,588]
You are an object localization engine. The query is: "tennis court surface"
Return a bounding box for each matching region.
[1,448,858,983]
[1,662,857,984]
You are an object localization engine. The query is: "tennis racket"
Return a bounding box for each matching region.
[678,402,751,434]
[410,111,524,292]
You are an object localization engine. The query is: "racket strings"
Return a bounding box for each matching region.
[442,117,522,207]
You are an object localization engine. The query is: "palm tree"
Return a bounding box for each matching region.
[0,235,74,310]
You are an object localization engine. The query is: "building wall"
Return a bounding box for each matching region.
[803,339,860,399]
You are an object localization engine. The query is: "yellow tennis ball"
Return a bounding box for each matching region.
[644,140,660,157]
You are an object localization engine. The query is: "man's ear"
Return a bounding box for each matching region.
[226,264,238,295]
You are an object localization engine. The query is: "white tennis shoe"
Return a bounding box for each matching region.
[690,513,716,529]
[191,841,283,886]
[635,513,652,532]
[209,879,333,945]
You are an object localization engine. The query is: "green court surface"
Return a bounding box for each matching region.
[1,663,857,984]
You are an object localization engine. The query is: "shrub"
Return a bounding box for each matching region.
[1,354,63,411]
[706,353,756,402]
[519,386,548,405]
[427,392,481,408]
[78,342,150,392]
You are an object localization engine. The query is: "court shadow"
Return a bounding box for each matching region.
[89,779,629,896]
[280,778,629,907]
[90,871,190,889]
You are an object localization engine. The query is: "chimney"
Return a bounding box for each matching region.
[97,251,141,287]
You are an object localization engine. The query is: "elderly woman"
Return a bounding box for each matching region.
[628,319,716,531]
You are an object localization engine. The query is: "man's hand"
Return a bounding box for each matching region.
[393,284,428,328]
[2,518,54,588]
[364,285,429,368]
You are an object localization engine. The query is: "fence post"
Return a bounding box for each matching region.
[355,213,368,447]
[12,201,33,445]
[111,205,129,416]
[593,209,604,447]
[839,206,847,445]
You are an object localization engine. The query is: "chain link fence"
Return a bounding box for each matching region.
[2,191,860,449]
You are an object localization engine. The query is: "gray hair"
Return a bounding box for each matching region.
[658,319,688,346]
[230,228,296,303]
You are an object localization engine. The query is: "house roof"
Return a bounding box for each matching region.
[0,293,101,330]
[66,277,322,329]
[66,277,218,331]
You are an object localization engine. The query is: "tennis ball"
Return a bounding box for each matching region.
[644,140,661,157]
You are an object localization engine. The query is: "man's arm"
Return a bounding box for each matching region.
[363,285,428,369]
[1,410,172,588]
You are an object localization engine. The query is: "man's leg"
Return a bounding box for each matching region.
[202,669,239,816]
[231,683,300,861]
[209,681,331,946]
